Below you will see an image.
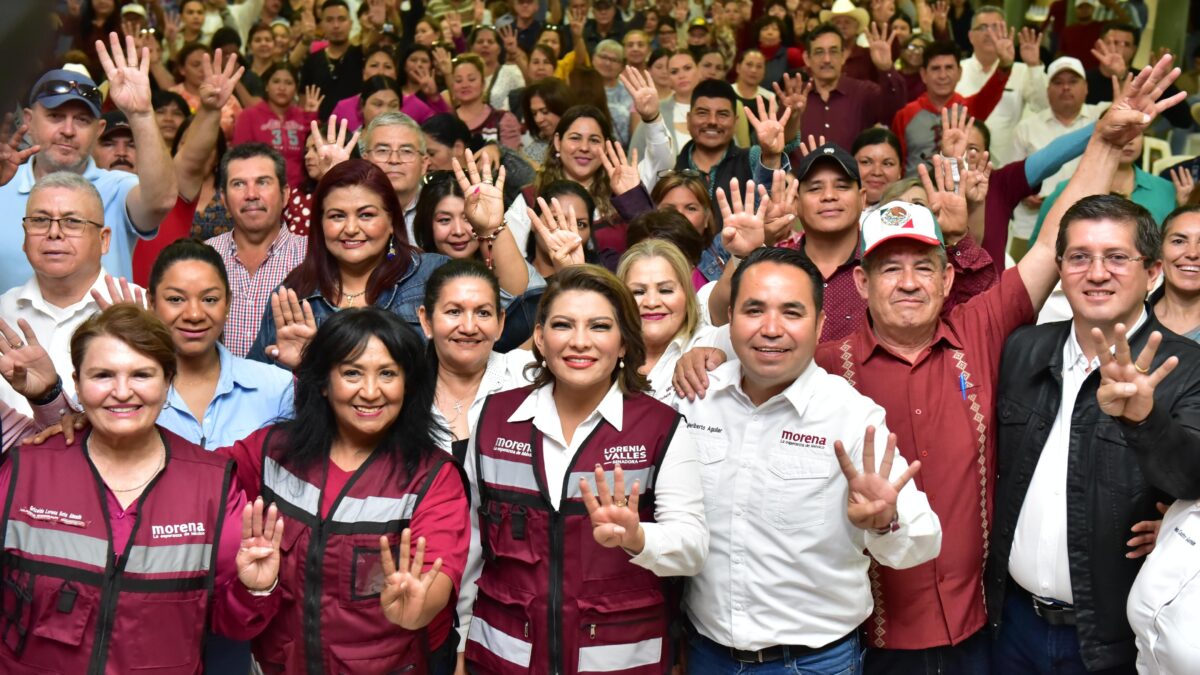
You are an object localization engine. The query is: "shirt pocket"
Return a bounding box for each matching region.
[764,449,829,532]
[689,433,726,505]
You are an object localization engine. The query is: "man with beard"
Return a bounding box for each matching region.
[299,0,364,119]
[92,111,136,173]
[0,37,176,293]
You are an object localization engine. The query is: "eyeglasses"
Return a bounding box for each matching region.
[31,80,101,107]
[906,43,927,52]
[368,145,421,163]
[22,216,103,236]
[1057,252,1147,273]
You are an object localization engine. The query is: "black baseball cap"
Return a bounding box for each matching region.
[794,142,860,185]
[100,111,132,140]
[29,69,102,117]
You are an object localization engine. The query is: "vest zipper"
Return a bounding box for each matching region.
[304,522,326,675]
[87,568,120,675]
[548,510,564,675]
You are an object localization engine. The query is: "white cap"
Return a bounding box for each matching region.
[121,3,148,17]
[1076,0,1099,7]
[1047,56,1086,80]
[860,201,944,257]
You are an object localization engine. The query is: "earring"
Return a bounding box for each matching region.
[618,357,624,370]
[387,236,396,260]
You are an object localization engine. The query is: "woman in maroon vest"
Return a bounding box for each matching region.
[0,305,284,674]
[461,265,709,675]
[224,307,471,674]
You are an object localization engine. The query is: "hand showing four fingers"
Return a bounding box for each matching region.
[579,464,645,552]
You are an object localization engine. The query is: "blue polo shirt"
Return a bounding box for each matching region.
[0,158,151,293]
[157,343,294,451]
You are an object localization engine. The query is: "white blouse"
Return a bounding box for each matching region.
[1128,499,1200,675]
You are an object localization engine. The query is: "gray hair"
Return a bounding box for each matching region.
[359,111,427,156]
[595,39,626,63]
[28,171,104,222]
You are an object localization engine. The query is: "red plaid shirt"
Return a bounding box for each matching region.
[206,227,308,357]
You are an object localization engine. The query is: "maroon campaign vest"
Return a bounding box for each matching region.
[253,427,463,675]
[466,387,680,675]
[0,428,230,675]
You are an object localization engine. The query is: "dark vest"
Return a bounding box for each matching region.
[466,387,679,675]
[0,428,230,675]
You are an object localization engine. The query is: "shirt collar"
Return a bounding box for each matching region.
[508,380,625,432]
[1065,307,1150,372]
[16,269,108,313]
[707,358,821,417]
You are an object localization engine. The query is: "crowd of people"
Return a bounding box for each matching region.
[0,0,1197,673]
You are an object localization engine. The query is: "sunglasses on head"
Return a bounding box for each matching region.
[32,80,101,107]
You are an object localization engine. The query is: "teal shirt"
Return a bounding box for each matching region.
[1031,166,1176,241]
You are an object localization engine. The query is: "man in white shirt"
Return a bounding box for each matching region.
[0,172,139,416]
[1010,56,1103,249]
[675,246,941,672]
[955,5,1048,165]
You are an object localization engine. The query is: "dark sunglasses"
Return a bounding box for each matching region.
[32,80,101,107]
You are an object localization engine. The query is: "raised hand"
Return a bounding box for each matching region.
[452,148,507,234]
[1100,54,1186,148]
[1091,325,1179,424]
[619,67,661,123]
[939,103,974,159]
[237,497,284,593]
[717,178,768,257]
[961,150,992,207]
[599,140,641,196]
[303,85,324,113]
[771,72,812,121]
[266,288,318,369]
[309,115,360,177]
[91,274,147,309]
[1170,166,1195,207]
[379,529,445,629]
[995,26,1016,68]
[1092,38,1128,79]
[931,0,949,30]
[198,47,245,112]
[1018,26,1043,66]
[445,10,463,38]
[0,113,38,188]
[96,32,153,115]
[472,0,485,26]
[798,134,827,157]
[579,464,645,552]
[432,44,454,79]
[529,196,585,270]
[745,95,792,157]
[867,21,896,72]
[834,426,921,531]
[569,6,586,36]
[761,168,798,245]
[162,10,180,44]
[917,155,968,241]
[0,318,58,400]
[498,24,519,55]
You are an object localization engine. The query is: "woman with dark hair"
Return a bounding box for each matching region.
[647,48,673,100]
[0,305,284,673]
[467,24,525,110]
[171,42,244,139]
[225,307,470,674]
[246,23,279,81]
[58,0,120,83]
[852,127,904,206]
[1151,206,1200,341]
[233,64,320,187]
[733,49,775,111]
[520,78,571,166]
[451,54,522,149]
[459,264,707,674]
[329,45,401,129]
[753,15,804,89]
[358,75,406,130]
[398,44,454,118]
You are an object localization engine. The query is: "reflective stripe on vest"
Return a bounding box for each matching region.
[564,468,655,500]
[4,519,108,569]
[469,616,533,668]
[478,454,542,494]
[263,455,322,517]
[578,637,663,672]
[330,494,418,525]
[125,543,213,575]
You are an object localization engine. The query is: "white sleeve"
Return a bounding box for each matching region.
[856,410,943,570]
[637,114,677,189]
[231,0,266,40]
[627,425,708,576]
[1021,63,1050,115]
[456,434,483,653]
[504,193,532,253]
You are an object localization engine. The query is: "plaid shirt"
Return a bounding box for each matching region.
[206,227,308,358]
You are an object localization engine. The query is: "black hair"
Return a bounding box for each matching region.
[261,62,299,88]
[973,119,991,152]
[805,23,845,49]
[1100,22,1140,46]
[148,239,231,299]
[691,78,737,106]
[320,0,350,15]
[658,17,677,31]
[729,246,825,313]
[1057,194,1162,265]
[922,40,961,67]
[220,142,289,190]
[648,47,671,68]
[625,208,705,267]
[396,44,433,89]
[889,12,913,31]
[277,307,442,476]
[524,180,597,260]
[153,89,191,116]
[412,171,466,253]
[422,257,502,317]
[1163,205,1200,237]
[211,27,242,53]
[754,16,790,44]
[360,75,402,106]
[421,113,472,150]
[852,127,903,158]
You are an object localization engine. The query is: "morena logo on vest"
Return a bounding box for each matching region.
[493,437,532,457]
[151,522,207,539]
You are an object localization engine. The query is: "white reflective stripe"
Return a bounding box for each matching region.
[468,616,533,667]
[125,543,213,575]
[331,494,418,525]
[4,519,108,568]
[566,468,655,499]
[578,637,663,672]
[263,456,320,516]
[478,454,541,493]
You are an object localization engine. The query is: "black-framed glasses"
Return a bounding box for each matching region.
[31,80,101,107]
[22,216,104,236]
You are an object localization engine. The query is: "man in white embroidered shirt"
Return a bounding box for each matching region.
[675,246,942,673]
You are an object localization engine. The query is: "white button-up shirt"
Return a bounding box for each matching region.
[673,359,942,651]
[1009,311,1149,603]
[432,349,535,452]
[457,381,709,650]
[956,58,1049,166]
[0,270,141,416]
[645,324,719,403]
[1128,499,1200,675]
[1010,104,1103,238]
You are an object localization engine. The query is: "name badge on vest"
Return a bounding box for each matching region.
[19,504,89,528]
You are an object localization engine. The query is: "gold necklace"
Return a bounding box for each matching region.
[341,289,367,306]
[92,447,166,493]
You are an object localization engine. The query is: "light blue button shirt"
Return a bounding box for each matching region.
[0,158,149,293]
[157,344,294,451]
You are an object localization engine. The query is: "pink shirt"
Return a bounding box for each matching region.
[232,101,318,188]
[330,93,447,133]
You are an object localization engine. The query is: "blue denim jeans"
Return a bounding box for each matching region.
[688,632,861,675]
[991,591,1135,675]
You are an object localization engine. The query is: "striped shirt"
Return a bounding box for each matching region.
[206,226,308,358]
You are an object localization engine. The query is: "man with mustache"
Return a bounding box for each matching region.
[92,112,136,173]
[0,36,177,293]
[205,143,307,357]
